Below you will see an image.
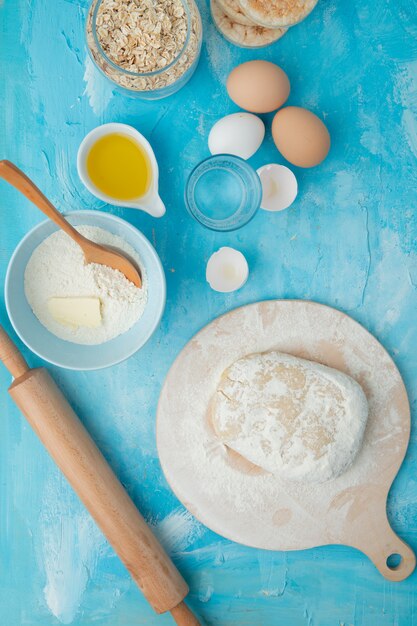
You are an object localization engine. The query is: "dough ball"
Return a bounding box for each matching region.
[209,351,368,483]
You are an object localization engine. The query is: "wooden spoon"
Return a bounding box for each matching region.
[0,160,142,288]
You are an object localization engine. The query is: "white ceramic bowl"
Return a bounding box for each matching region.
[77,123,166,217]
[5,210,166,370]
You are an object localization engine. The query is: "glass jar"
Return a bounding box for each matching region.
[86,0,203,100]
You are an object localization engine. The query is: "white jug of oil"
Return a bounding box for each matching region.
[77,123,165,218]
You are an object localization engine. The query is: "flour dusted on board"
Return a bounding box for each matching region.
[24,225,148,345]
[157,299,407,551]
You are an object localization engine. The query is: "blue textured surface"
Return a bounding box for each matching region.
[1,1,417,624]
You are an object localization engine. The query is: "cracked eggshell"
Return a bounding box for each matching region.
[257,164,298,212]
[206,247,249,293]
[208,113,265,160]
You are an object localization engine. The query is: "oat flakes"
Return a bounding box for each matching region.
[86,0,202,94]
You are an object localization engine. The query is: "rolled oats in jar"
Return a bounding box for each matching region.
[86,0,203,99]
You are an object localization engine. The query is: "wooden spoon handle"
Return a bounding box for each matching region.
[0,325,29,379]
[0,160,84,245]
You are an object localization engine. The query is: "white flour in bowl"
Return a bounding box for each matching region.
[24,225,148,345]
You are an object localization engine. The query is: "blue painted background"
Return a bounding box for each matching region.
[1,0,417,624]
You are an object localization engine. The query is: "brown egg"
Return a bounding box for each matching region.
[227,60,290,114]
[272,106,330,168]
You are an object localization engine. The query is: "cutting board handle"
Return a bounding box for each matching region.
[356,514,416,582]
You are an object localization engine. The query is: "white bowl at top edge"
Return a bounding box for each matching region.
[5,210,166,370]
[77,123,164,215]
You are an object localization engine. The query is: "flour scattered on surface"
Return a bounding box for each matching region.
[393,60,417,159]
[83,55,113,115]
[39,476,107,625]
[25,225,147,344]
[402,109,417,160]
[151,507,205,554]
[205,18,231,82]
[43,513,96,624]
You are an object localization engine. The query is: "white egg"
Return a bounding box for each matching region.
[206,247,249,293]
[256,164,298,212]
[208,113,265,160]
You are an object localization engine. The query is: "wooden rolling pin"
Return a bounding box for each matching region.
[0,325,201,626]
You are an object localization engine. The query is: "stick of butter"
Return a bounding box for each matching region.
[48,297,102,328]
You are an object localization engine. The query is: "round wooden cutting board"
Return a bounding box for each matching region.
[157,300,415,581]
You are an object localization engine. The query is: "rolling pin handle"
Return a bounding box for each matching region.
[0,324,203,623]
[0,325,29,379]
[170,601,202,626]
